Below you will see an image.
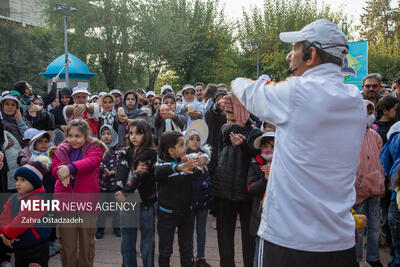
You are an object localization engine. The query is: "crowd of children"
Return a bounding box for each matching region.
[0,81,262,267]
[0,75,396,267]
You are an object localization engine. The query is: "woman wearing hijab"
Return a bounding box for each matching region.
[117,90,149,146]
[110,89,123,110]
[50,88,73,131]
[25,95,56,131]
[145,96,162,131]
[98,93,119,136]
[0,95,28,192]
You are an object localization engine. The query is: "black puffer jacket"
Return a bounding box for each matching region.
[205,102,226,178]
[211,123,262,201]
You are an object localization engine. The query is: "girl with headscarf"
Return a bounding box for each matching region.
[117,90,149,146]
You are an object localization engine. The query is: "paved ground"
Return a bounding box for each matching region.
[46,215,390,267]
[49,215,242,267]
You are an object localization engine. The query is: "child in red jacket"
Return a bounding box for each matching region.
[50,119,106,267]
[0,158,51,267]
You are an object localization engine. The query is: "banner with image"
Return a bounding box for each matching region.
[342,41,368,90]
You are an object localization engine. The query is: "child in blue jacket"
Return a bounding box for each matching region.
[184,120,213,267]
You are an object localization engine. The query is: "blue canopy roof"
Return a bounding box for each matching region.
[39,53,96,79]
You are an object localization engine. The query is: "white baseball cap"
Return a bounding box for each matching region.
[146,91,156,98]
[161,85,173,95]
[279,19,348,59]
[182,84,195,93]
[110,89,122,96]
[89,95,99,102]
[0,95,21,108]
[71,87,89,96]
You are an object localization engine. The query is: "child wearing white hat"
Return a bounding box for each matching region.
[183,120,213,267]
[178,84,206,129]
[247,132,275,267]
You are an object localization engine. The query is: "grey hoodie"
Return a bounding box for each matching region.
[99,124,119,149]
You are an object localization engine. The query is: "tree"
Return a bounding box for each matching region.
[43,0,143,90]
[368,33,400,83]
[237,0,352,81]
[167,0,237,85]
[0,21,60,94]
[360,0,398,42]
[132,0,237,90]
[360,0,400,83]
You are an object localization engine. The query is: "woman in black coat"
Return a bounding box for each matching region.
[50,88,73,131]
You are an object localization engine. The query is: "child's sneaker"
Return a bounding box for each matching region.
[95,229,104,239]
[0,261,12,267]
[211,217,217,229]
[366,261,383,267]
[235,216,241,228]
[113,228,121,237]
[49,241,59,257]
[196,258,211,267]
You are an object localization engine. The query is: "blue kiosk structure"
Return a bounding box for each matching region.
[40,53,96,91]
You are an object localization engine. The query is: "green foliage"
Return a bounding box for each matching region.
[360,0,400,83]
[43,0,145,91]
[0,21,60,94]
[237,0,351,81]
[368,32,400,83]
[2,0,362,94]
[360,0,398,42]
[132,0,238,90]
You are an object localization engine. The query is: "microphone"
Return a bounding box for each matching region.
[286,67,298,76]
[286,60,306,76]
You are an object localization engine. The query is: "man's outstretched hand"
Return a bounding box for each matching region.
[221,93,249,124]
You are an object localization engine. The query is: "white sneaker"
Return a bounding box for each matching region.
[0,261,12,267]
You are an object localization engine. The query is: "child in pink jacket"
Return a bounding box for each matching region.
[50,119,106,267]
[353,100,385,266]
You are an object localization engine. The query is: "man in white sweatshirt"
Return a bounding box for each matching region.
[228,19,366,266]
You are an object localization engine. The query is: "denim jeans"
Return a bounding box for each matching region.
[354,196,381,262]
[192,208,208,258]
[121,203,156,267]
[389,200,400,267]
[97,193,120,230]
